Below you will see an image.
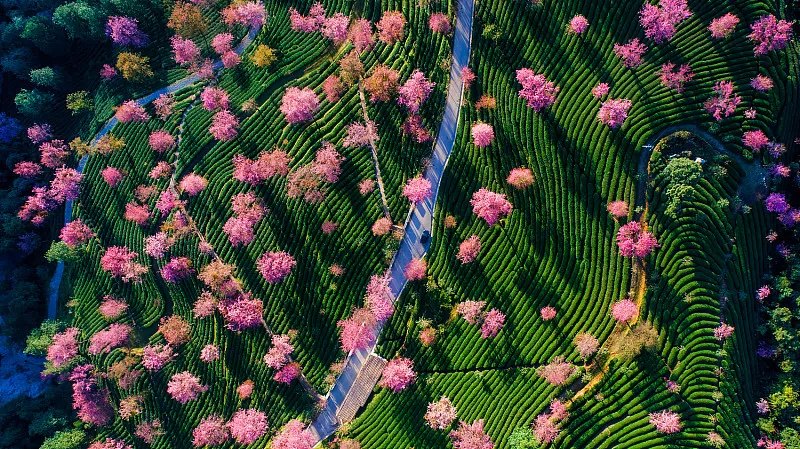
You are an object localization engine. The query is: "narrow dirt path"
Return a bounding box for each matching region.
[356,82,392,219]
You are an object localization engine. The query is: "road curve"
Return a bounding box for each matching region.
[47,25,262,320]
[307,0,475,442]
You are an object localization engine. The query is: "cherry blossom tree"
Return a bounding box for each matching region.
[649,410,682,434]
[281,87,319,124]
[100,246,148,283]
[471,188,512,226]
[47,328,80,368]
[153,94,175,120]
[611,298,639,322]
[457,235,482,263]
[348,19,375,52]
[180,173,208,196]
[379,357,416,392]
[425,397,457,430]
[211,32,235,54]
[471,123,495,148]
[289,7,318,33]
[149,130,175,152]
[49,167,83,203]
[201,86,230,111]
[398,71,435,114]
[480,309,505,338]
[507,168,535,189]
[338,308,376,352]
[228,409,269,444]
[743,130,770,152]
[115,100,149,123]
[456,300,486,324]
[765,193,790,214]
[106,16,148,47]
[704,80,741,121]
[568,15,589,35]
[237,380,255,399]
[136,420,164,444]
[616,221,658,257]
[124,203,151,226]
[714,323,734,340]
[98,295,127,320]
[39,139,70,168]
[88,323,131,354]
[639,0,692,44]
[364,65,400,102]
[592,83,610,99]
[613,38,647,69]
[343,120,380,148]
[540,306,557,321]
[27,123,52,144]
[159,315,191,346]
[274,362,301,384]
[574,333,599,359]
[200,344,220,362]
[537,356,576,385]
[322,13,350,42]
[219,293,264,331]
[748,15,793,55]
[70,364,114,426]
[222,1,267,28]
[233,150,291,185]
[60,219,94,247]
[372,217,393,236]
[101,167,124,188]
[323,75,344,103]
[273,420,314,449]
[13,161,42,179]
[258,251,296,283]
[659,62,694,93]
[142,344,175,371]
[402,115,433,143]
[516,69,559,111]
[161,257,195,283]
[607,200,629,219]
[449,420,494,449]
[264,334,294,369]
[598,98,632,128]
[168,371,208,403]
[462,68,476,89]
[403,176,432,204]
[209,110,239,141]
[751,75,774,92]
[193,292,218,319]
[171,36,200,65]
[429,13,452,34]
[709,13,739,39]
[377,11,406,45]
[405,258,427,281]
[193,415,230,447]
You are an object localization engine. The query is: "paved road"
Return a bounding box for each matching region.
[307,0,475,442]
[47,25,262,320]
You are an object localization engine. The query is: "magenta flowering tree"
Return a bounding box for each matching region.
[263,334,294,369]
[98,295,127,320]
[219,293,264,331]
[258,251,296,283]
[274,362,301,384]
[649,410,682,434]
[115,100,149,123]
[456,300,486,324]
[27,123,52,144]
[211,32,235,54]
[425,397,458,430]
[60,219,94,247]
[639,0,692,44]
[405,258,427,281]
[88,323,132,354]
[201,86,230,111]
[471,188,512,226]
[457,235,482,264]
[429,13,452,34]
[100,246,148,283]
[574,333,599,359]
[537,356,576,385]
[337,308,376,352]
[281,87,320,124]
[312,142,344,183]
[398,71,435,114]
[167,371,208,403]
[709,13,739,39]
[69,364,114,426]
[153,94,175,120]
[607,200,629,219]
[748,15,793,55]
[515,69,559,111]
[99,64,118,80]
[371,217,393,236]
[751,75,774,92]
[228,409,268,444]
[49,167,83,203]
[47,328,80,369]
[149,131,176,152]
[106,16,148,47]
[765,193,790,214]
[704,80,741,121]
[471,123,495,148]
[568,15,589,35]
[616,221,658,257]
[480,309,506,338]
[402,115,433,143]
[365,274,394,321]
[742,130,770,152]
[233,150,291,185]
[222,1,268,28]
[714,323,734,340]
[348,18,375,52]
[193,415,230,447]
[592,83,610,99]
[289,7,319,33]
[379,357,416,392]
[209,110,239,141]
[322,14,350,43]
[507,168,535,189]
[613,38,647,68]
[142,344,175,371]
[540,306,557,321]
[39,139,69,168]
[273,420,314,449]
[377,11,406,45]
[611,298,639,322]
[659,62,694,93]
[343,119,380,148]
[101,167,124,188]
[449,420,494,449]
[403,175,432,204]
[14,161,42,179]
[180,173,208,196]
[171,36,200,65]
[161,257,195,283]
[597,98,632,128]
[323,75,344,103]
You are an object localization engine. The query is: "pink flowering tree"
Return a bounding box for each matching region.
[101,167,124,188]
[379,357,416,392]
[471,188,512,226]
[274,362,301,384]
[47,328,80,369]
[574,333,599,359]
[507,168,535,189]
[748,15,793,55]
[142,344,175,371]
[456,300,486,324]
[27,123,52,144]
[639,0,692,44]
[100,246,148,283]
[348,18,375,52]
[429,13,452,34]
[88,323,131,354]
[714,323,734,340]
[607,200,629,219]
[281,87,320,124]
[709,13,739,39]
[161,257,195,283]
[592,83,610,99]
[611,298,639,323]
[263,334,294,369]
[597,98,632,128]
[405,258,427,281]
[227,409,268,444]
[365,274,394,321]
[171,36,200,65]
[209,110,239,141]
[13,161,42,179]
[201,86,230,111]
[180,173,208,196]
[337,308,376,353]
[70,364,114,426]
[743,130,770,152]
[193,416,230,447]
[515,69,559,111]
[568,15,589,35]
[457,235,482,263]
[211,33,235,54]
[649,410,682,434]
[449,420,494,449]
[704,80,741,121]
[258,251,296,283]
[471,123,495,147]
[222,1,267,28]
[537,356,576,385]
[398,71,435,114]
[613,38,647,69]
[106,16,148,47]
[751,75,774,92]
[403,176,432,204]
[377,11,406,45]
[115,100,149,123]
[616,221,658,257]
[343,120,380,148]
[149,131,175,152]
[323,75,344,102]
[540,306,557,321]
[60,219,94,247]
[480,309,506,338]
[322,14,350,43]
[425,397,458,430]
[153,94,175,120]
[219,294,264,331]
[167,371,208,403]
[659,62,694,93]
[273,420,314,449]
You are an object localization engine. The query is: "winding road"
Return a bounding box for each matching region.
[46,25,262,320]
[307,0,475,442]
